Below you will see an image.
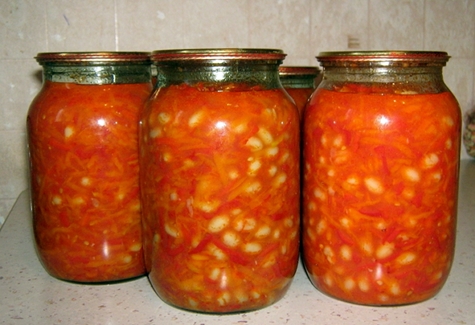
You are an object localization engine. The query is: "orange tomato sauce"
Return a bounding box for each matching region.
[303,87,460,305]
[140,83,300,312]
[28,80,151,282]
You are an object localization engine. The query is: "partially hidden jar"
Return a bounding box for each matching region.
[302,51,461,306]
[140,48,300,313]
[279,66,321,118]
[27,52,152,282]
[462,108,475,158]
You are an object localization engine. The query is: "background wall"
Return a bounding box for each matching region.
[1,0,474,227]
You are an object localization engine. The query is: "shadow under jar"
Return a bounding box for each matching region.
[27,52,152,283]
[140,48,300,313]
[302,51,461,306]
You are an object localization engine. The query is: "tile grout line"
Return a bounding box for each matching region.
[114,0,119,51]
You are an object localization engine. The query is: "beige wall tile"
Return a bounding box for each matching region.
[0,59,42,131]
[444,58,474,160]
[249,0,311,65]
[0,0,47,59]
[310,0,369,55]
[116,0,185,51]
[445,58,474,113]
[46,0,116,52]
[1,0,475,209]
[368,0,424,50]
[181,0,249,49]
[425,0,475,57]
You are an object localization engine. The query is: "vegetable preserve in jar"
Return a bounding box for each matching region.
[279,66,321,118]
[140,48,300,313]
[302,51,461,306]
[463,108,475,158]
[27,52,152,282]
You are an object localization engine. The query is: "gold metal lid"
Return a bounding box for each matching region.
[151,48,286,62]
[35,52,151,64]
[279,66,320,76]
[317,51,450,66]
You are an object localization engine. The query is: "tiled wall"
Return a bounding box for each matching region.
[1,0,474,227]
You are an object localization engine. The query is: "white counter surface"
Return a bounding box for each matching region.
[1,160,474,325]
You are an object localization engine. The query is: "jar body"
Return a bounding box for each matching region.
[27,52,152,282]
[141,49,300,313]
[303,51,461,305]
[463,109,475,158]
[279,66,321,118]
[284,87,314,117]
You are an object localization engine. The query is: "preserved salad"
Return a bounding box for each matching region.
[463,108,475,158]
[303,51,461,305]
[279,66,321,118]
[28,52,151,282]
[284,87,314,116]
[140,49,300,313]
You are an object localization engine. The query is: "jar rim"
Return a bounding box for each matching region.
[35,52,151,64]
[279,66,320,76]
[317,51,450,65]
[151,48,286,62]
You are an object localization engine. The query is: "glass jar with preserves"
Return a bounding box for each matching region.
[302,51,461,305]
[279,66,321,118]
[140,48,300,313]
[27,52,152,282]
[463,108,475,158]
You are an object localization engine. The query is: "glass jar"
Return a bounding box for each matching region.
[151,63,158,88]
[27,52,152,282]
[279,66,321,118]
[140,48,300,313]
[463,108,475,158]
[302,51,461,305]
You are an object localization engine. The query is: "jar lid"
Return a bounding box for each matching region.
[151,48,286,63]
[279,66,320,77]
[317,51,450,67]
[35,52,151,64]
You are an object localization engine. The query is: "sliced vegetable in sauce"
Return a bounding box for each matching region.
[140,83,300,312]
[28,81,150,282]
[303,87,460,305]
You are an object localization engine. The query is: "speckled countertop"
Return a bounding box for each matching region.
[1,160,474,325]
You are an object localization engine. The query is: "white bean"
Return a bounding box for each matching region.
[364,177,384,194]
[208,215,229,233]
[188,111,204,127]
[376,243,394,259]
[129,242,142,252]
[52,195,62,205]
[64,126,74,138]
[244,242,262,253]
[222,231,240,247]
[246,136,263,151]
[149,127,162,138]
[254,225,271,238]
[158,112,171,124]
[404,167,421,182]
[257,127,273,144]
